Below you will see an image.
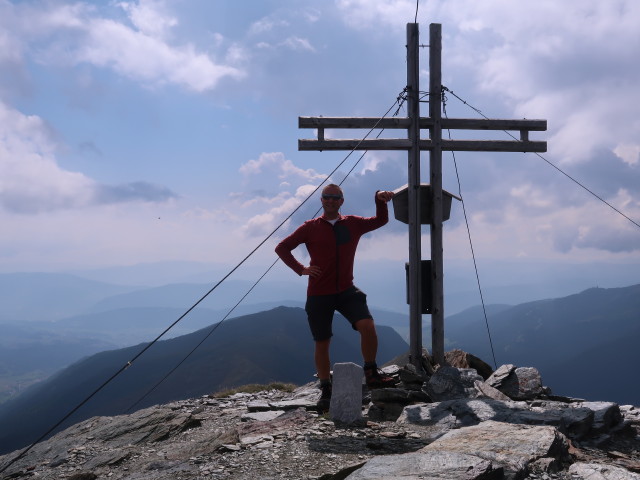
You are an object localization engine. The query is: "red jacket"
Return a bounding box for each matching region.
[275,194,388,296]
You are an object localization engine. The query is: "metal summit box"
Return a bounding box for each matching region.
[391,184,461,225]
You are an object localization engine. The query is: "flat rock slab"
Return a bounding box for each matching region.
[344,449,502,479]
[397,397,604,440]
[241,410,285,422]
[269,399,316,410]
[422,420,570,479]
[246,400,271,412]
[568,462,640,479]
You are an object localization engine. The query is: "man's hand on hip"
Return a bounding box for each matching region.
[302,266,322,278]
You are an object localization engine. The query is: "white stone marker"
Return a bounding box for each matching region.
[330,362,363,424]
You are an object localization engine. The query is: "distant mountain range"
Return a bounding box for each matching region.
[0,306,408,455]
[438,284,640,405]
[0,271,406,408]
[1,270,639,456]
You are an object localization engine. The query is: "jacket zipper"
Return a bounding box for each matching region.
[333,222,340,293]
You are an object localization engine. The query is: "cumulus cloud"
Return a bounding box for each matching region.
[0,101,176,214]
[237,150,409,238]
[239,152,325,186]
[247,10,317,54]
[544,190,640,254]
[1,0,244,93]
[241,184,319,237]
[281,37,315,52]
[337,1,640,167]
[117,0,177,39]
[249,17,290,35]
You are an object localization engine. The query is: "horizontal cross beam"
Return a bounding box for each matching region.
[299,138,547,152]
[299,116,547,153]
[299,116,547,131]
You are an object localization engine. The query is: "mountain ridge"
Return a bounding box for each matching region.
[0,306,408,455]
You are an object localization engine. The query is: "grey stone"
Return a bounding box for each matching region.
[330,362,363,425]
[246,400,271,412]
[568,462,640,479]
[486,364,515,387]
[344,449,501,479]
[240,434,274,446]
[487,365,543,400]
[397,397,603,440]
[241,410,286,422]
[367,402,409,423]
[474,380,512,401]
[445,349,495,380]
[396,402,459,441]
[423,366,483,401]
[371,387,412,405]
[399,363,429,387]
[82,449,130,470]
[423,420,570,479]
[575,402,623,433]
[269,398,316,410]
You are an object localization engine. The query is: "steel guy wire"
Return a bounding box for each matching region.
[442,94,498,370]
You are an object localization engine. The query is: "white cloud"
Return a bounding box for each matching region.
[239,152,325,184]
[236,153,327,236]
[281,36,315,52]
[337,1,640,167]
[0,101,95,213]
[2,0,244,93]
[249,17,290,35]
[76,18,243,92]
[0,101,176,213]
[614,144,640,166]
[241,184,319,237]
[117,0,177,40]
[335,0,416,31]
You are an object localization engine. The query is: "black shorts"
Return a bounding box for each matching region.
[305,286,372,341]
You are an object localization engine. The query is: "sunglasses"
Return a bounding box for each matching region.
[322,194,343,200]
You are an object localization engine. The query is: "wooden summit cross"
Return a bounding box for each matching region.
[298,23,547,369]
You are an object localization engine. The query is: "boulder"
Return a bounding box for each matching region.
[474,380,512,401]
[399,363,430,389]
[423,366,483,401]
[486,364,543,400]
[422,420,571,479]
[445,349,494,380]
[576,401,624,434]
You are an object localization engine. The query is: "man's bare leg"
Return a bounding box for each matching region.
[315,338,332,381]
[355,318,378,363]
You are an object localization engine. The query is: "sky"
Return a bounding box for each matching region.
[1,0,640,302]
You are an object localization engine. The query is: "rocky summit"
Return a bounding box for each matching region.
[1,351,639,480]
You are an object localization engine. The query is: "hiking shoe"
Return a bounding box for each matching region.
[364,367,397,389]
[316,383,332,412]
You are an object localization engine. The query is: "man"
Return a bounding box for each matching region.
[275,184,396,410]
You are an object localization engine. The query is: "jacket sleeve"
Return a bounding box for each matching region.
[275,225,307,276]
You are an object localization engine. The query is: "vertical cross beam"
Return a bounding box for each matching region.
[429,24,445,365]
[406,23,423,370]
